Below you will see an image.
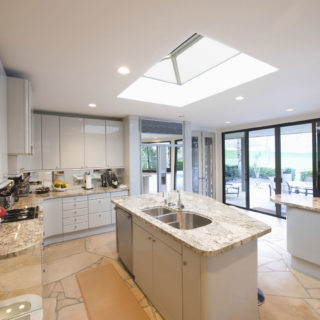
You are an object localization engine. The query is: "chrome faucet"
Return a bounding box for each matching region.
[177,190,184,209]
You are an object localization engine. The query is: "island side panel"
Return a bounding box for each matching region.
[287,207,320,279]
[201,240,258,320]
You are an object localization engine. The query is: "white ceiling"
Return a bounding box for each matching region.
[1,0,320,130]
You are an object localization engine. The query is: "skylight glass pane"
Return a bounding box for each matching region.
[176,37,239,83]
[144,58,177,84]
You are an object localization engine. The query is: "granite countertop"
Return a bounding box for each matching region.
[272,194,320,213]
[112,192,271,257]
[0,186,129,258]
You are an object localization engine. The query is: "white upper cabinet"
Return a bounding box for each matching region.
[106,120,124,168]
[42,115,60,170]
[60,117,85,169]
[28,113,42,170]
[84,118,106,168]
[7,77,32,154]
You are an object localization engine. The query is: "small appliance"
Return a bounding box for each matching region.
[101,173,108,187]
[1,206,39,223]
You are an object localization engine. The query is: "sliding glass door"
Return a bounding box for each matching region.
[223,119,320,218]
[249,128,276,214]
[224,132,247,207]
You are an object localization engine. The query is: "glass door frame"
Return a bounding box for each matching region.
[222,118,319,218]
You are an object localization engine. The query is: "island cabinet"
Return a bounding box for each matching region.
[132,217,258,320]
[44,198,63,239]
[133,219,183,320]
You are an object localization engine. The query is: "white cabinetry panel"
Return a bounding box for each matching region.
[60,117,84,169]
[84,118,106,168]
[0,61,7,185]
[7,77,32,154]
[106,120,124,168]
[42,115,60,170]
[89,212,112,228]
[44,199,63,238]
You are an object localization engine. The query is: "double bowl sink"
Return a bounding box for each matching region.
[142,207,212,230]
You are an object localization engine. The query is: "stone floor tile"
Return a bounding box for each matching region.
[43,252,100,284]
[57,298,79,310]
[85,232,117,259]
[58,303,88,320]
[308,289,320,299]
[43,238,85,264]
[259,295,319,320]
[143,305,156,320]
[43,298,57,320]
[258,259,290,272]
[258,272,309,298]
[43,282,56,298]
[61,274,82,299]
[292,270,320,289]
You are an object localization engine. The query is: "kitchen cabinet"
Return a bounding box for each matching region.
[7,77,32,154]
[153,239,182,320]
[44,199,63,238]
[42,115,60,170]
[0,60,7,185]
[60,117,85,169]
[133,223,153,299]
[88,193,112,228]
[133,221,182,320]
[84,118,106,168]
[106,120,124,168]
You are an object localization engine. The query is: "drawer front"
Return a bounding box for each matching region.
[63,200,88,211]
[63,195,88,203]
[89,198,111,214]
[88,193,110,200]
[110,190,128,198]
[63,221,88,233]
[63,207,88,218]
[89,212,112,228]
[63,214,88,226]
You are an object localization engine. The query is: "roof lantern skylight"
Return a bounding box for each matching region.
[118,33,278,107]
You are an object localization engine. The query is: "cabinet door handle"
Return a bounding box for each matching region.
[183,261,188,266]
[148,236,152,240]
[152,239,156,243]
[74,225,77,229]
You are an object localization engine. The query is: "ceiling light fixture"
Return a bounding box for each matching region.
[6,309,12,314]
[88,103,96,108]
[235,96,244,101]
[19,305,25,310]
[286,108,294,112]
[118,66,130,75]
[225,121,231,124]
[118,33,278,107]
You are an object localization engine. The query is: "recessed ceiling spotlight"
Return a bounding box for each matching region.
[88,103,96,108]
[19,305,25,310]
[235,96,244,101]
[118,66,130,75]
[225,121,231,124]
[286,108,294,112]
[6,309,12,314]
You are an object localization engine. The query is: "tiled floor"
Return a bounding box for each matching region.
[42,213,320,320]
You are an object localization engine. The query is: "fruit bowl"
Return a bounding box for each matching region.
[53,187,69,192]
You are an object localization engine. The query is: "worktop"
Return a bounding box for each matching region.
[272,194,320,213]
[112,192,271,257]
[0,186,129,258]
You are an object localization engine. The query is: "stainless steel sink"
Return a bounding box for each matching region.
[142,207,174,217]
[156,212,212,230]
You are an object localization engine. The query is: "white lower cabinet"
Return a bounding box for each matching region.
[44,199,63,238]
[133,221,182,320]
[89,212,112,228]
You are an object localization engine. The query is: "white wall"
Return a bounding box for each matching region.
[0,60,8,186]
[183,121,192,192]
[214,112,320,203]
[123,115,141,195]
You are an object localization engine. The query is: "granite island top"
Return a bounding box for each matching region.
[112,192,271,257]
[272,194,320,213]
[0,186,129,258]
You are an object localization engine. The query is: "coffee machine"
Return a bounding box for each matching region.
[101,173,108,187]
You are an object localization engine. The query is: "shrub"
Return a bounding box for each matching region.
[300,170,312,181]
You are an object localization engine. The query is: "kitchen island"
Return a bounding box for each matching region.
[273,194,320,280]
[112,192,271,320]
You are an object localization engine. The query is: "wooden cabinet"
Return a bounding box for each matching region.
[7,77,32,154]
[84,118,106,168]
[133,223,153,299]
[42,115,60,170]
[106,120,124,168]
[60,117,84,169]
[44,199,63,238]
